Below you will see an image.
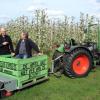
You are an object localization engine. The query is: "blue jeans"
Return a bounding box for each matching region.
[16,54,28,59]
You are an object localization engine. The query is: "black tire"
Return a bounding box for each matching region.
[0,90,5,98]
[63,48,93,78]
[52,50,63,73]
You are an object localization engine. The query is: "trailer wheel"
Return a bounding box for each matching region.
[52,50,63,72]
[0,90,12,98]
[64,48,93,78]
[4,91,13,97]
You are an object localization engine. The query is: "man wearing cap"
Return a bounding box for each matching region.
[15,31,40,59]
[0,28,14,55]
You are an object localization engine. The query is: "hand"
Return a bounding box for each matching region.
[11,53,15,56]
[38,53,43,56]
[2,42,9,45]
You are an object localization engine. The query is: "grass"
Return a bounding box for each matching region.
[2,66,100,100]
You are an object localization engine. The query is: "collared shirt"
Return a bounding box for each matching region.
[19,40,27,54]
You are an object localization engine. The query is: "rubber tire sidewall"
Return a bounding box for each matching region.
[64,49,93,78]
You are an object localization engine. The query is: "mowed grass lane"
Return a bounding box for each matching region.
[3,67,100,100]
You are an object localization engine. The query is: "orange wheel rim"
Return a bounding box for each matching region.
[72,54,90,75]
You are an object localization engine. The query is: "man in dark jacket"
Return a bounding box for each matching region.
[0,28,14,55]
[15,31,40,58]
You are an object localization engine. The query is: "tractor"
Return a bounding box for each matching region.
[52,23,100,78]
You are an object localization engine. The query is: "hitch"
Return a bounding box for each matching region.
[49,55,63,74]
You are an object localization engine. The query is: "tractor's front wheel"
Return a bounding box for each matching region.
[64,48,93,78]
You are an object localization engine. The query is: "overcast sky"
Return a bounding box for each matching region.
[0,0,100,23]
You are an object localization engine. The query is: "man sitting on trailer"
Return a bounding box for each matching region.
[0,28,14,55]
[15,31,40,59]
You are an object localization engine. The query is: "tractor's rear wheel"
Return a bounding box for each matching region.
[64,48,93,78]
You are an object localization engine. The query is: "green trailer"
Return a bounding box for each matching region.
[0,55,48,97]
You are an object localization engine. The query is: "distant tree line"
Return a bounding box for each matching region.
[0,10,99,53]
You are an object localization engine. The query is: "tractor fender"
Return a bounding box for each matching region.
[65,46,93,58]
[56,44,64,53]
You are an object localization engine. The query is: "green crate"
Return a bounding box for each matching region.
[0,55,48,89]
